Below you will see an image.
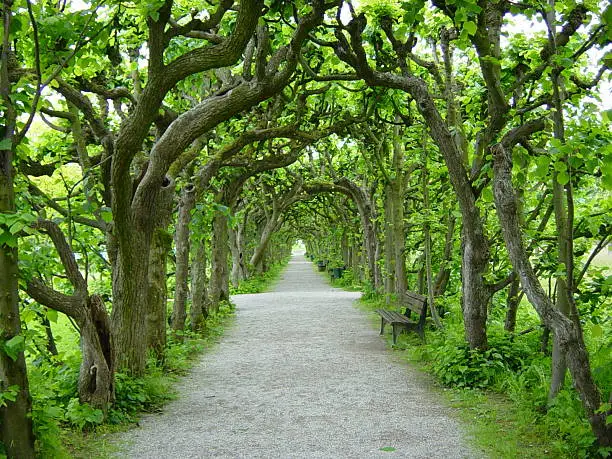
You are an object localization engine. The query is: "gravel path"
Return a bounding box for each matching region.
[115,253,479,458]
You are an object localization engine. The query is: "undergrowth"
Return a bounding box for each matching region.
[28,302,234,458]
[359,294,612,458]
[229,257,289,294]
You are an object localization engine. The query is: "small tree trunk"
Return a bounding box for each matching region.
[460,225,491,349]
[41,313,59,356]
[391,181,408,298]
[383,185,395,299]
[209,211,230,313]
[147,228,172,359]
[504,277,521,333]
[146,183,174,359]
[229,226,241,288]
[433,211,456,296]
[422,152,443,328]
[190,236,208,331]
[172,185,195,331]
[0,240,35,458]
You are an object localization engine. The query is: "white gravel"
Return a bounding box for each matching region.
[114,253,480,458]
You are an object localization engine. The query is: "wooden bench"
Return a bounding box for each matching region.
[375,291,427,344]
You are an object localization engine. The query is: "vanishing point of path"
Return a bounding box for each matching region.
[116,253,479,458]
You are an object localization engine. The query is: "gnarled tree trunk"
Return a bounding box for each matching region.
[492,140,611,447]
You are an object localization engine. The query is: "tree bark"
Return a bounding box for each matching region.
[172,184,196,331]
[335,178,382,290]
[146,181,174,359]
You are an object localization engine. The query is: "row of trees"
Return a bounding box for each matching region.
[0,0,609,456]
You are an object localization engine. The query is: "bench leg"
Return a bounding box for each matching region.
[392,324,398,344]
[380,318,386,335]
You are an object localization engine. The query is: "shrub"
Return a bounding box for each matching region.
[430,329,532,389]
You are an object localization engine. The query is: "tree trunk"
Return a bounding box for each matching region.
[147,228,172,359]
[548,76,573,402]
[336,178,381,290]
[422,156,443,329]
[229,226,241,288]
[251,217,281,272]
[190,236,208,331]
[0,241,35,459]
[492,142,611,447]
[41,312,58,356]
[504,278,521,333]
[112,174,175,374]
[209,212,230,312]
[383,184,395,299]
[146,181,174,360]
[391,123,408,298]
[461,225,491,349]
[0,4,35,454]
[433,211,456,296]
[172,184,195,331]
[391,180,408,298]
[78,295,115,413]
[111,232,150,374]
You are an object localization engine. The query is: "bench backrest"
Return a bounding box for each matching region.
[404,291,427,317]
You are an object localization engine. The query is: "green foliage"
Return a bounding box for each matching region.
[65,399,104,431]
[0,385,19,407]
[330,268,362,291]
[230,258,289,294]
[0,211,36,247]
[429,329,532,389]
[2,334,26,361]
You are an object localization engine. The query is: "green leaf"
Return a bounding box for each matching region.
[590,323,603,338]
[101,210,113,223]
[481,187,494,202]
[380,446,396,452]
[0,139,12,150]
[534,156,551,179]
[464,21,477,36]
[3,335,25,361]
[602,160,612,190]
[556,170,570,185]
[9,221,25,235]
[0,231,18,248]
[47,309,58,323]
